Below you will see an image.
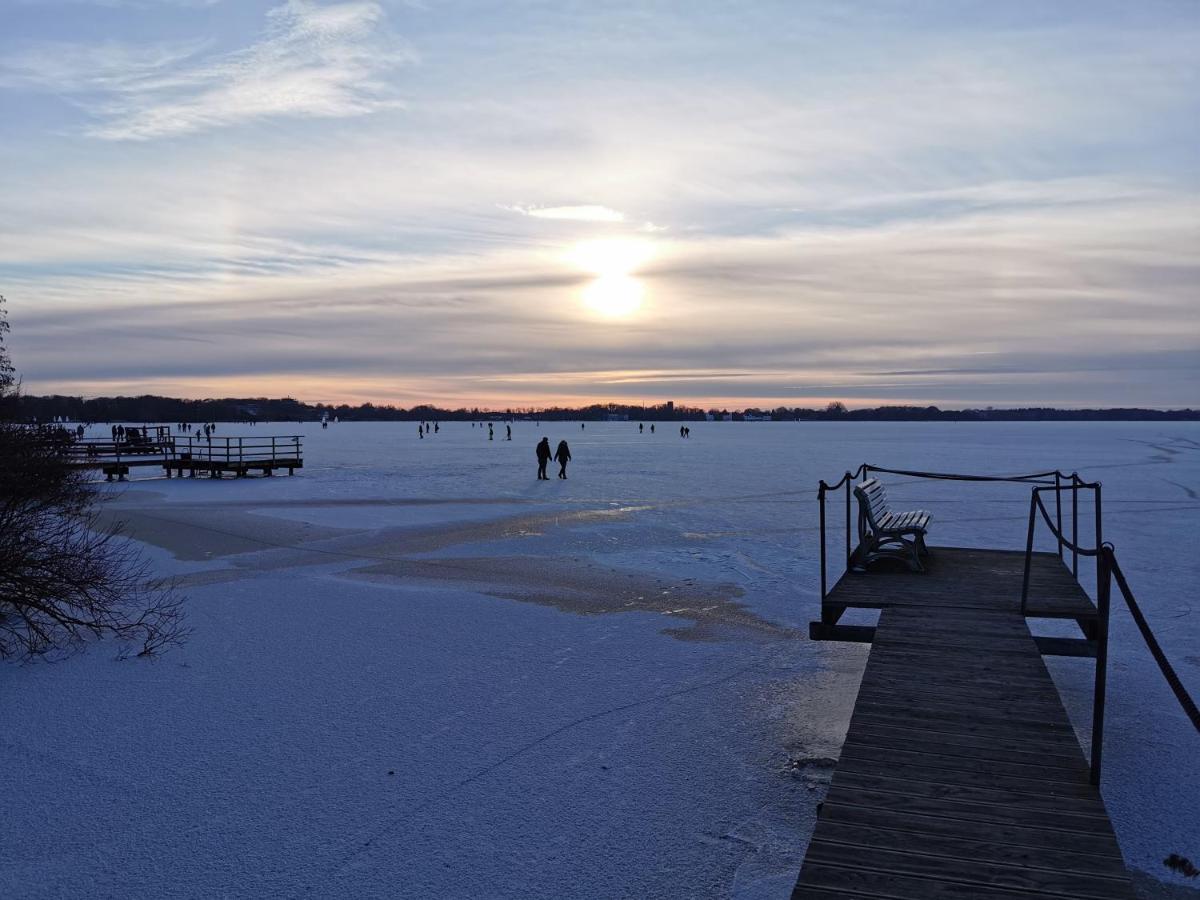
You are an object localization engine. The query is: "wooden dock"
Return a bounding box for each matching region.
[65,433,304,480]
[795,547,1136,899]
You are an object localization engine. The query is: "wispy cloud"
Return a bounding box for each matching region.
[505,205,626,223]
[2,0,412,139]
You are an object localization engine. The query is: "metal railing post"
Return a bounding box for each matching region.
[1071,472,1080,578]
[844,473,852,570]
[818,484,828,602]
[1054,472,1063,559]
[1021,489,1038,615]
[1091,544,1112,786]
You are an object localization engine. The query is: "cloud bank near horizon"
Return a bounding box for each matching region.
[2,1,1198,408]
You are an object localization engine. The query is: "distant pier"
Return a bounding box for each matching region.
[66,430,304,480]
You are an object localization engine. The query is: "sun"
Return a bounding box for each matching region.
[569,238,653,317]
[582,275,644,316]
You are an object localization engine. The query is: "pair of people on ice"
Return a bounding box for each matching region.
[536,437,571,480]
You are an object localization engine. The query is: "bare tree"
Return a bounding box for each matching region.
[0,296,187,659]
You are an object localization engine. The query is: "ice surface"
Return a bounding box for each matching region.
[2,421,1198,897]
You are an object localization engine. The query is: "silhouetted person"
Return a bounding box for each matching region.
[418,424,424,439]
[434,423,439,433]
[111,425,118,441]
[555,440,571,479]
[581,422,585,430]
[506,424,512,441]
[650,424,654,433]
[639,423,644,433]
[488,423,494,441]
[536,437,552,480]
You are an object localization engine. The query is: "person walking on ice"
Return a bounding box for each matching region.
[536,437,552,480]
[506,424,512,441]
[555,439,572,479]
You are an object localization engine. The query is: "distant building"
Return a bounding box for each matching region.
[604,413,629,421]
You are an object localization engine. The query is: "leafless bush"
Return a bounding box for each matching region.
[0,296,187,660]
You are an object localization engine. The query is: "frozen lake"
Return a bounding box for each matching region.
[3,421,1198,898]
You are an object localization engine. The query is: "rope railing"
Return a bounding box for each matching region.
[816,463,1089,602]
[1021,481,1199,784]
[1105,545,1200,734]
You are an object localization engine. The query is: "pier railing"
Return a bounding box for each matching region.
[173,434,303,468]
[817,463,1199,787]
[816,463,1063,601]
[63,425,176,471]
[1022,482,1200,784]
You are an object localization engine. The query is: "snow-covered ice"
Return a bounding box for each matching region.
[2,421,1198,898]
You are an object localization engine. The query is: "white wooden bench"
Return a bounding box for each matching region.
[853,478,932,572]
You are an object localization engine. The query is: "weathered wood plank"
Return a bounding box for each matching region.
[803,841,1132,898]
[809,819,1132,878]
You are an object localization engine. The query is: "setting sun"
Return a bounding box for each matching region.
[582,275,645,316]
[570,238,653,317]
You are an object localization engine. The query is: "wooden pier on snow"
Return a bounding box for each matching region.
[796,549,1135,898]
[66,432,303,480]
[793,466,1143,899]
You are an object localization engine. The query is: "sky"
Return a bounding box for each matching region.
[1,0,1198,409]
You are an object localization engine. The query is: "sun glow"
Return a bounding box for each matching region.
[569,238,653,317]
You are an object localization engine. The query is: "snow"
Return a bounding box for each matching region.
[2,421,1198,897]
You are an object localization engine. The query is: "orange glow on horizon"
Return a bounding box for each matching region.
[26,372,920,412]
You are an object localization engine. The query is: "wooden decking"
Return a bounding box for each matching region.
[813,548,1102,657]
[795,547,1135,898]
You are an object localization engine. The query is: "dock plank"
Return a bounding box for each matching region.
[796,547,1134,898]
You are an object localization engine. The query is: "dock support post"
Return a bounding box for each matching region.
[1021,492,1037,615]
[1090,484,1108,785]
[1072,472,1080,578]
[844,474,851,570]
[1054,472,1063,559]
[818,484,827,601]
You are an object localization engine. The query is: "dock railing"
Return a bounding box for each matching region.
[1022,481,1200,784]
[173,434,303,475]
[817,463,1199,787]
[816,462,1061,601]
[63,425,176,475]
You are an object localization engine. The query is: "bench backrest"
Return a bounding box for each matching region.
[854,478,890,533]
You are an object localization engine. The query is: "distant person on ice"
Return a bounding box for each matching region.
[506,424,512,441]
[536,437,552,480]
[555,440,571,479]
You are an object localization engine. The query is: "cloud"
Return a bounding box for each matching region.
[2,0,412,139]
[505,205,626,223]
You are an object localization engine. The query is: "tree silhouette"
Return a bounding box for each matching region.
[0,296,187,659]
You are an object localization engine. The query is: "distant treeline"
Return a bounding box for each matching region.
[13,394,1200,423]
